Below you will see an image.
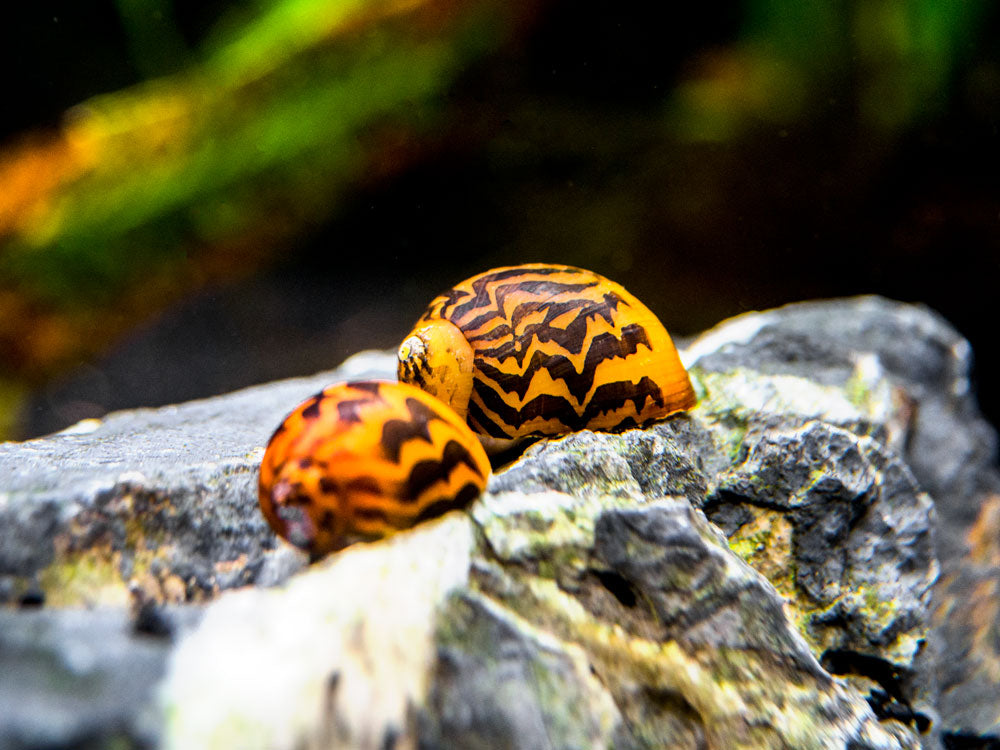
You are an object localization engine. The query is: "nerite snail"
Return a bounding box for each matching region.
[398,263,696,449]
[258,380,491,557]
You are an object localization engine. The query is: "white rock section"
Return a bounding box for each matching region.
[160,513,475,750]
[681,308,773,367]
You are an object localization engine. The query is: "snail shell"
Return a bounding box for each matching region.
[259,380,491,556]
[398,263,696,445]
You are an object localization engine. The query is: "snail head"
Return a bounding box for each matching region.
[397,318,474,421]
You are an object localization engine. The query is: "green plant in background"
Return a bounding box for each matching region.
[669,0,989,140]
[0,0,992,440]
[3,0,508,307]
[851,0,985,130]
[0,0,522,437]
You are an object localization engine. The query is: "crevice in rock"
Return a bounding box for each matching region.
[571,567,664,642]
[17,587,45,608]
[821,648,930,732]
[703,489,791,518]
[941,731,1000,750]
[131,599,175,638]
[592,568,638,608]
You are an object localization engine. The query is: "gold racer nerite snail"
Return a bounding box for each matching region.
[259,380,490,557]
[398,263,696,449]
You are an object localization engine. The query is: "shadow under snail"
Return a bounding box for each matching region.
[398,263,697,451]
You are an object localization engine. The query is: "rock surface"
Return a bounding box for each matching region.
[0,296,997,749]
[0,350,394,609]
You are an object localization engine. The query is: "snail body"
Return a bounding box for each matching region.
[259,380,490,557]
[398,264,696,444]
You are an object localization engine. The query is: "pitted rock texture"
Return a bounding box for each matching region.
[0,296,997,749]
[685,296,1000,744]
[708,422,936,672]
[686,295,1000,566]
[0,351,394,607]
[462,493,919,750]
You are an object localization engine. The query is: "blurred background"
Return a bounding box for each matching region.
[0,0,997,441]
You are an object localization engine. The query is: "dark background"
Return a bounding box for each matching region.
[3,0,999,438]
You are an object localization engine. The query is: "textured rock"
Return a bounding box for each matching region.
[0,605,201,750]
[686,296,1000,745]
[1,296,997,749]
[465,491,917,750]
[932,495,1000,740]
[709,422,937,701]
[0,350,394,607]
[686,295,1000,565]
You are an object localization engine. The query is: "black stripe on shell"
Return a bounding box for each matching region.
[457,281,603,334]
[473,376,665,433]
[404,439,485,500]
[428,287,471,321]
[468,399,514,439]
[413,483,483,523]
[472,293,631,365]
[448,267,570,321]
[352,506,390,523]
[318,476,381,495]
[336,399,369,424]
[379,396,443,462]
[345,381,385,395]
[474,323,652,405]
[300,393,324,419]
[334,382,386,423]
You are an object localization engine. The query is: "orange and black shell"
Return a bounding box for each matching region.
[401,263,697,440]
[258,380,491,557]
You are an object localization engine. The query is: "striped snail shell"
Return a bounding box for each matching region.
[398,263,696,447]
[259,380,491,557]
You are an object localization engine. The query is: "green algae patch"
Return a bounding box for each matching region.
[726,508,797,601]
[471,491,619,570]
[39,546,130,608]
[36,491,181,607]
[695,368,873,428]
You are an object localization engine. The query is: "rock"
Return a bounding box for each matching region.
[0,350,394,607]
[686,296,1000,746]
[686,295,1000,566]
[931,494,1000,740]
[708,422,936,700]
[0,605,201,750]
[1,296,997,749]
[465,492,917,750]
[161,513,474,749]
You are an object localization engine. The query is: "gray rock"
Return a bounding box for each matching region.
[0,606,200,750]
[709,422,936,665]
[1,296,997,749]
[420,591,620,750]
[687,297,1000,745]
[686,295,999,565]
[0,351,394,606]
[490,415,720,504]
